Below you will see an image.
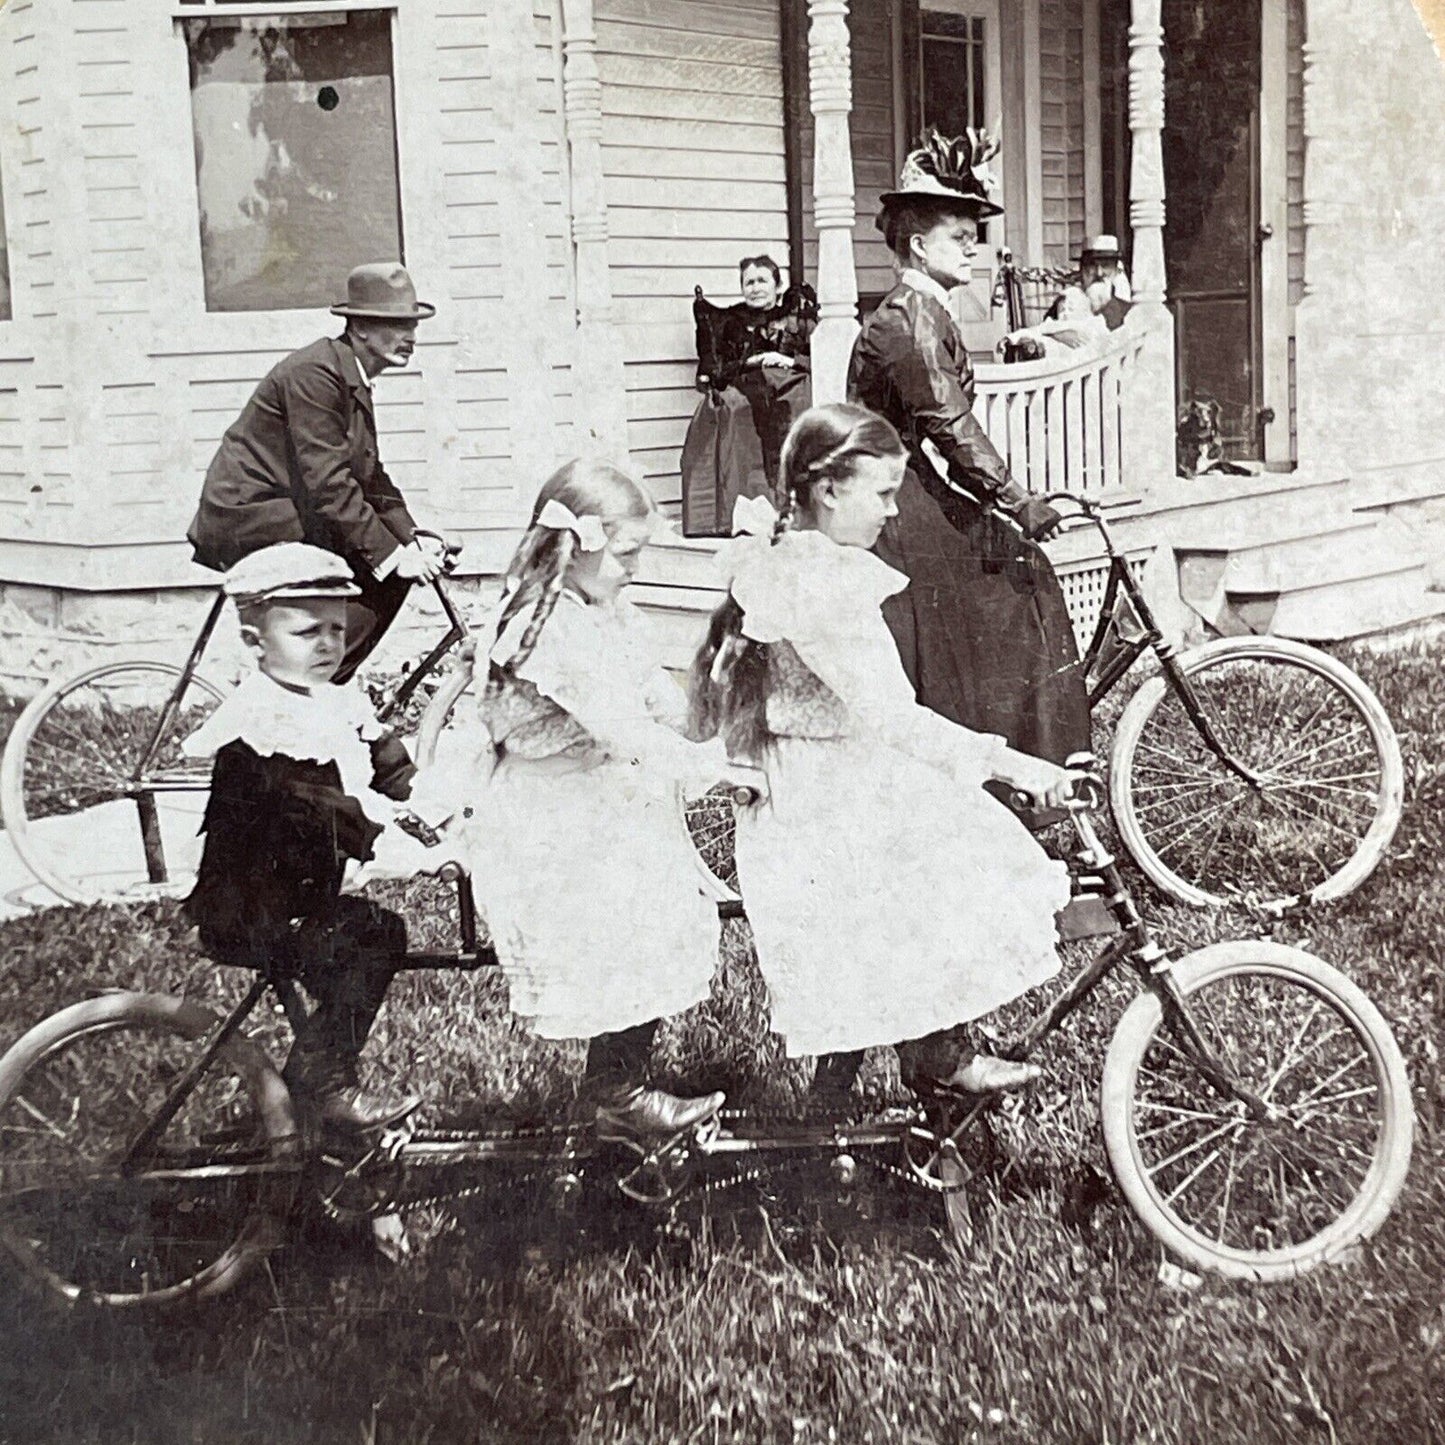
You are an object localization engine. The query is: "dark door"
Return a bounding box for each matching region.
[1162,0,1264,460]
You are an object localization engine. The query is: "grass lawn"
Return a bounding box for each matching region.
[0,638,1442,1443]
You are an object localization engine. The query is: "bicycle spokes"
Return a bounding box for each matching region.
[1135,971,1384,1254]
[1128,654,1387,904]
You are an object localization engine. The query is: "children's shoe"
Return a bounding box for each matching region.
[932,1054,1043,1096]
[595,1087,725,1142]
[315,1085,422,1134]
[907,1051,1046,1092]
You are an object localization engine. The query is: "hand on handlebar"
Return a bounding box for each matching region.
[394,541,445,584]
[994,752,1076,813]
[1012,497,1066,543]
[722,761,769,807]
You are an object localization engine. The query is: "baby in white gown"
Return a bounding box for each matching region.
[690,404,1076,1102]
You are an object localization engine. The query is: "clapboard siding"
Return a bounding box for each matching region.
[797,0,898,301]
[599,0,789,507]
[72,8,148,318]
[1286,0,1305,310]
[1040,0,1087,267]
[6,0,57,320]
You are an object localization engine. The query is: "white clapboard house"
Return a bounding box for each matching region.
[1,0,1443,685]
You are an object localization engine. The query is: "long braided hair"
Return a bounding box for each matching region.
[481,458,655,711]
[688,404,907,760]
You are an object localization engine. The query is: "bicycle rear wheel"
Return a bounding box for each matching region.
[0,662,226,906]
[0,991,298,1310]
[1110,636,1402,909]
[1102,942,1412,1281]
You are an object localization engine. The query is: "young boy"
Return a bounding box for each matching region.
[183,542,423,1133]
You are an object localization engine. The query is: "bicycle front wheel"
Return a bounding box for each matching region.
[0,991,298,1310]
[1102,942,1413,1282]
[1110,636,1403,909]
[0,662,226,906]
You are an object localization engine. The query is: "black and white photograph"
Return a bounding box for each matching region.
[0,0,1442,1438]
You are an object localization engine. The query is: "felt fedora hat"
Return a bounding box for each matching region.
[330,263,436,321]
[1078,234,1123,264]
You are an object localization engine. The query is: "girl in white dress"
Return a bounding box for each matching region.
[690,404,1075,1103]
[463,459,753,1140]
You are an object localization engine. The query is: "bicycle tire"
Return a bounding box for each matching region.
[0,661,227,906]
[0,991,298,1310]
[1109,636,1403,909]
[414,667,743,905]
[1101,942,1413,1282]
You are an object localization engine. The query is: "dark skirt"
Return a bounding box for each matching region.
[874,469,1091,765]
[680,368,810,537]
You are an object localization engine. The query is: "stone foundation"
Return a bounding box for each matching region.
[0,576,503,702]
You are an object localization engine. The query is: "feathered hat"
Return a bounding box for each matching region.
[877,126,1005,226]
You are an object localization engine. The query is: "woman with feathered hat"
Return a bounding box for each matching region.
[847,129,1089,770]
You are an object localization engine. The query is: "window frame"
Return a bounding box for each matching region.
[165,0,409,331]
[918,0,1006,218]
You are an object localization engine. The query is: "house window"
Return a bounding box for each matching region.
[921,7,989,137]
[0,165,11,321]
[919,0,1004,235]
[181,8,402,312]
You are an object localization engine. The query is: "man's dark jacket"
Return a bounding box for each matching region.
[187,335,417,573]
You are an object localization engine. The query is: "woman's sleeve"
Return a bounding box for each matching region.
[788,608,1005,784]
[880,303,1026,509]
[517,610,729,790]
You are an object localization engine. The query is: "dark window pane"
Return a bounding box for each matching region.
[184,11,402,313]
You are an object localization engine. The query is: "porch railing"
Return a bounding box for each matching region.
[968,326,1150,497]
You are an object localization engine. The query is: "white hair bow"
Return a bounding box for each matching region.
[731,494,779,538]
[537,499,609,552]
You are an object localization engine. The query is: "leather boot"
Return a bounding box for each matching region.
[913,1053,1043,1097]
[594,1085,726,1143]
[284,1043,420,1135]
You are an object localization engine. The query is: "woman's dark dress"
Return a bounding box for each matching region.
[681,291,815,536]
[847,282,1090,764]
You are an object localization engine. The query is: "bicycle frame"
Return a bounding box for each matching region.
[114,777,1267,1202]
[1045,493,1264,791]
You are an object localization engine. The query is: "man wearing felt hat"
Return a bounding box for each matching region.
[187,263,450,684]
[847,129,1090,771]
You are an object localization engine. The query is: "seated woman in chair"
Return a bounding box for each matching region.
[680,255,818,537]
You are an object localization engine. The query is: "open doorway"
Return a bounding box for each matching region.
[1162,0,1264,461]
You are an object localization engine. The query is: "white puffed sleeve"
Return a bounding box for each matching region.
[507,595,728,791]
[734,533,1006,784]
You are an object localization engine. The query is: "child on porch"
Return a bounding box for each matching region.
[460,459,761,1140]
[690,404,1074,1106]
[182,543,436,1135]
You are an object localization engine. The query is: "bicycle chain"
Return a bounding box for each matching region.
[330,1106,964,1217]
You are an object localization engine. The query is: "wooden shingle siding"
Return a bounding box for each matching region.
[597,0,788,508]
[1040,0,1085,267]
[1286,0,1305,310]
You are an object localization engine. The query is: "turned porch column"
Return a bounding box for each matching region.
[561,0,628,458]
[1125,0,1167,308]
[1120,0,1177,481]
[807,0,860,404]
